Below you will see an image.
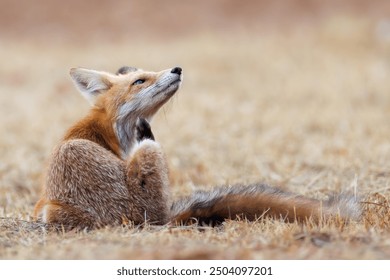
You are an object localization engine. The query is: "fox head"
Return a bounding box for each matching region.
[69,66,182,157]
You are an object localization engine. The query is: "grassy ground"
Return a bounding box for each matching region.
[1,1,390,259]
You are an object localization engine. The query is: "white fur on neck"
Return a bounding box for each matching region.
[114,71,180,159]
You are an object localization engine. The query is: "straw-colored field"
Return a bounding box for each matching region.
[1,1,390,259]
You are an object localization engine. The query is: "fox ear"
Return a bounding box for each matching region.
[69,68,112,105]
[116,66,138,75]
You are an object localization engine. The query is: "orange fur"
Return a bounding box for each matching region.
[33,66,361,230]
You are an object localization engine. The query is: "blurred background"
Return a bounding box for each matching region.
[1,0,390,259]
[1,0,390,212]
[1,0,390,43]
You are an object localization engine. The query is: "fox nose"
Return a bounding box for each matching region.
[171,67,182,75]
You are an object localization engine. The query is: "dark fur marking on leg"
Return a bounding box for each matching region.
[136,118,155,142]
[140,179,146,192]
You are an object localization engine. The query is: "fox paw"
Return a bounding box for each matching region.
[135,118,155,142]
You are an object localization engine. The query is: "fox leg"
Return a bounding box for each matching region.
[125,118,170,225]
[136,117,155,141]
[33,198,96,230]
[33,197,46,220]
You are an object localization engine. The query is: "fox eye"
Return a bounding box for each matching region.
[132,79,145,85]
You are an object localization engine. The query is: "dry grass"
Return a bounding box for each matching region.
[1,1,390,259]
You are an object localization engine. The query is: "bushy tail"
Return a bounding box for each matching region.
[170,183,361,225]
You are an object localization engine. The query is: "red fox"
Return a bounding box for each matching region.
[33,66,361,229]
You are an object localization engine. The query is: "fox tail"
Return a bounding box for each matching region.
[170,183,361,225]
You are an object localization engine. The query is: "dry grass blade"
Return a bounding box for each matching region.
[1,0,390,259]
